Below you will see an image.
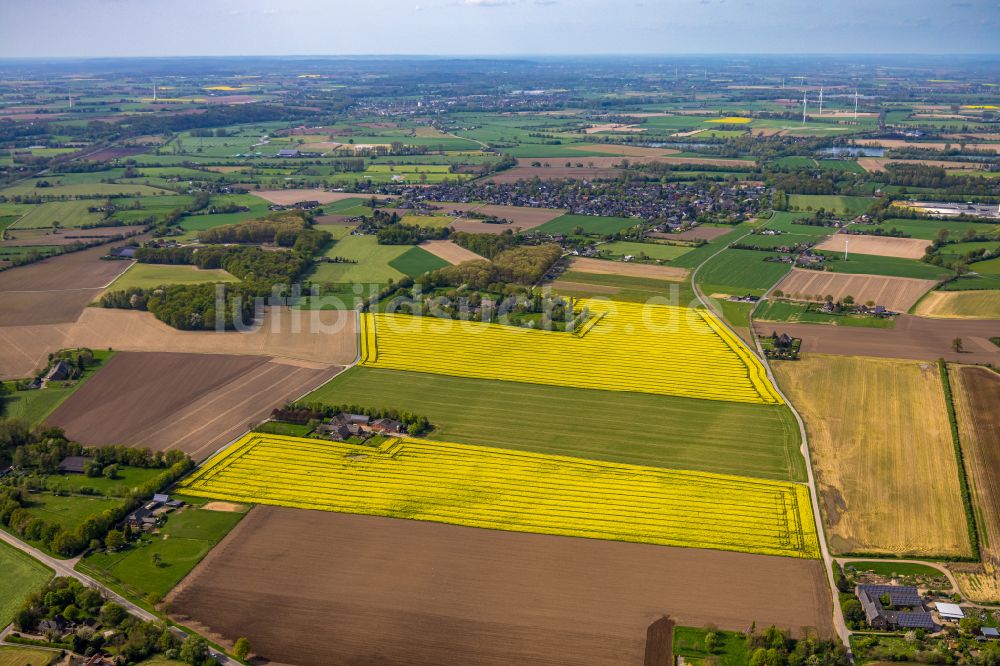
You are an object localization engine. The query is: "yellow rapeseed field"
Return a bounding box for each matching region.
[182,433,820,559]
[360,299,782,404]
[707,117,753,124]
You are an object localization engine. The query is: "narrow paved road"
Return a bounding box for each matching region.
[690,218,853,650]
[0,529,242,665]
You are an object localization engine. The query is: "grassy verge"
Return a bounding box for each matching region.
[938,359,981,562]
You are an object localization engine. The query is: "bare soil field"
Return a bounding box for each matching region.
[515,157,659,168]
[857,158,984,172]
[47,352,338,460]
[774,354,971,558]
[168,508,832,666]
[584,123,646,134]
[568,257,689,281]
[481,166,624,183]
[0,245,135,327]
[949,366,1000,602]
[203,166,248,173]
[568,144,682,158]
[448,203,565,233]
[856,139,999,153]
[2,225,146,247]
[814,234,931,260]
[251,190,392,206]
[649,227,732,242]
[418,240,483,264]
[754,315,1000,365]
[914,290,1000,320]
[774,269,935,312]
[0,307,357,379]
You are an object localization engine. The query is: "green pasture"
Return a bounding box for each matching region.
[599,240,693,262]
[305,367,805,482]
[105,264,238,291]
[535,213,641,235]
[0,541,52,628]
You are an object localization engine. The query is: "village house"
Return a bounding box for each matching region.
[57,456,92,474]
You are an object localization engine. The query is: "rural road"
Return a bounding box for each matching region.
[834,557,962,592]
[0,529,242,666]
[690,217,854,649]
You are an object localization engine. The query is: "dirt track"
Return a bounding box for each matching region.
[0,307,357,379]
[168,508,833,666]
[47,352,339,460]
[754,314,1000,364]
[774,269,935,312]
[813,234,932,260]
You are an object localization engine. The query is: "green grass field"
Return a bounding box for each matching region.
[21,493,122,532]
[0,541,52,628]
[673,626,749,666]
[843,561,947,578]
[10,200,104,229]
[105,264,237,291]
[2,350,113,425]
[41,466,164,496]
[308,235,410,283]
[386,246,449,277]
[598,240,693,261]
[696,249,792,296]
[80,505,246,599]
[756,300,896,328]
[817,251,954,280]
[535,213,641,235]
[670,223,753,269]
[787,194,873,216]
[304,367,806,482]
[866,217,999,240]
[2,181,170,198]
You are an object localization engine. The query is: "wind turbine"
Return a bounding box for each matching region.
[818,86,824,116]
[153,80,157,102]
[854,89,860,121]
[802,91,808,125]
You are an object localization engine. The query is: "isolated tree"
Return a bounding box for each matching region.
[104,529,126,552]
[704,630,722,653]
[843,295,855,306]
[953,337,964,353]
[234,637,251,660]
[180,635,209,666]
[103,463,119,479]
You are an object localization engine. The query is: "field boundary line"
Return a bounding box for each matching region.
[939,360,982,562]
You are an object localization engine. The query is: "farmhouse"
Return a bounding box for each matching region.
[856,584,936,631]
[125,494,183,530]
[276,148,300,158]
[45,360,72,382]
[57,456,92,474]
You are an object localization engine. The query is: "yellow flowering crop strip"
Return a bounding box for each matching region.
[182,433,820,559]
[360,299,783,404]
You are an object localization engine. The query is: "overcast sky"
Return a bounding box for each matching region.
[1,0,998,58]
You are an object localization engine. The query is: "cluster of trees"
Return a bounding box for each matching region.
[923,229,1000,270]
[100,282,253,331]
[742,624,850,666]
[353,209,451,245]
[12,577,187,662]
[274,402,432,436]
[450,229,521,258]
[883,164,1000,196]
[417,244,562,291]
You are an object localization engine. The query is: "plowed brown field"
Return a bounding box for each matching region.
[418,240,483,264]
[47,352,339,460]
[567,257,689,281]
[949,366,1000,602]
[774,269,935,312]
[167,508,833,666]
[774,354,971,558]
[251,190,394,206]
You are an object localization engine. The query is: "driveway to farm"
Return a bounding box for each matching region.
[0,529,242,666]
[833,557,961,593]
[690,218,852,650]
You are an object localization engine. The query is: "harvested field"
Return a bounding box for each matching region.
[449,203,565,233]
[515,156,659,167]
[481,166,624,183]
[774,354,971,558]
[567,257,689,281]
[168,508,833,666]
[0,244,135,326]
[584,123,646,134]
[753,315,1000,365]
[650,226,733,242]
[814,234,932,260]
[914,290,1000,319]
[0,307,357,379]
[949,366,1000,602]
[47,352,339,461]
[774,269,935,312]
[418,240,483,264]
[251,189,392,206]
[857,158,984,172]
